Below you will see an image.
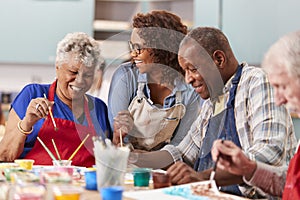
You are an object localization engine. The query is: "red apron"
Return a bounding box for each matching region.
[282,149,300,200]
[25,81,97,167]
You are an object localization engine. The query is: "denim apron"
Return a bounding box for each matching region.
[194,65,243,196]
[128,82,186,151]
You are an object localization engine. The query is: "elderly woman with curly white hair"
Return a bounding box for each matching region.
[0,32,112,167]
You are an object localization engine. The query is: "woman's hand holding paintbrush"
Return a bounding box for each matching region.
[19,95,55,135]
[112,110,134,146]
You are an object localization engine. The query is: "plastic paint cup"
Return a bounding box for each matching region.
[52,160,72,167]
[54,193,80,200]
[52,185,83,200]
[85,168,97,190]
[13,183,45,200]
[0,182,9,199]
[132,168,151,187]
[100,186,123,200]
[41,171,72,184]
[152,172,171,189]
[3,168,25,181]
[55,166,74,176]
[16,193,43,200]
[14,159,35,170]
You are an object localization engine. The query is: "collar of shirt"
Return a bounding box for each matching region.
[212,69,235,116]
[137,72,188,95]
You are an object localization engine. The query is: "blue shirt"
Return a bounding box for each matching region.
[108,62,202,146]
[12,83,112,157]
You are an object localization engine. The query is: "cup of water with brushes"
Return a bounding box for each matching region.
[93,136,130,190]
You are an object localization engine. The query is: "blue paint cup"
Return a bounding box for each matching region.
[84,168,97,190]
[100,186,123,200]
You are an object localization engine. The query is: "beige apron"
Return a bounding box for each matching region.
[128,82,186,150]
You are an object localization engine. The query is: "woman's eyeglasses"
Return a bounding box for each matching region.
[128,41,144,55]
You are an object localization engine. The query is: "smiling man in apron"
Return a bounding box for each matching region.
[131,27,297,199]
[211,30,300,200]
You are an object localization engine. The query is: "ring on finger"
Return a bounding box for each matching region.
[35,103,40,110]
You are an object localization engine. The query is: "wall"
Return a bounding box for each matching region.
[0,63,55,92]
[195,0,300,64]
[194,0,300,140]
[0,0,94,64]
[2,0,300,100]
[0,0,94,101]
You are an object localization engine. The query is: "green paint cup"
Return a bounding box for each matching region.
[132,168,151,187]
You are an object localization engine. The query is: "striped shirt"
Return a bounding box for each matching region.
[163,63,297,169]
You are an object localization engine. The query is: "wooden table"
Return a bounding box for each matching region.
[81,182,145,200]
[81,183,249,200]
[81,187,134,200]
[0,165,249,200]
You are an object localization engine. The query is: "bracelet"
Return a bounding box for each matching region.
[17,120,33,135]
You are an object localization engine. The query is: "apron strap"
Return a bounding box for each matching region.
[48,80,57,102]
[84,96,95,132]
[175,91,182,104]
[137,82,182,105]
[47,80,96,136]
[137,82,146,99]
[227,64,243,108]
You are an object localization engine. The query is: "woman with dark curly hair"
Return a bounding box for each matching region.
[108,10,202,151]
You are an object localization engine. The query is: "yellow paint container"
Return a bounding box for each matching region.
[14,159,35,170]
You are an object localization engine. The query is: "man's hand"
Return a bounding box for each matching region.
[211,139,257,181]
[167,161,205,185]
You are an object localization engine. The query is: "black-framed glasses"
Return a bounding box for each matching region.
[128,41,144,55]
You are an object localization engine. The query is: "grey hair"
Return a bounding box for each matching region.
[262,30,300,78]
[56,32,101,68]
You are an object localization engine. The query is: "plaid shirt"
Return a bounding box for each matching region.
[163,63,297,169]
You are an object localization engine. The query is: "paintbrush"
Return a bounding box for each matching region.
[119,129,123,147]
[43,93,58,131]
[68,134,90,161]
[37,137,57,161]
[209,138,224,193]
[52,139,61,160]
